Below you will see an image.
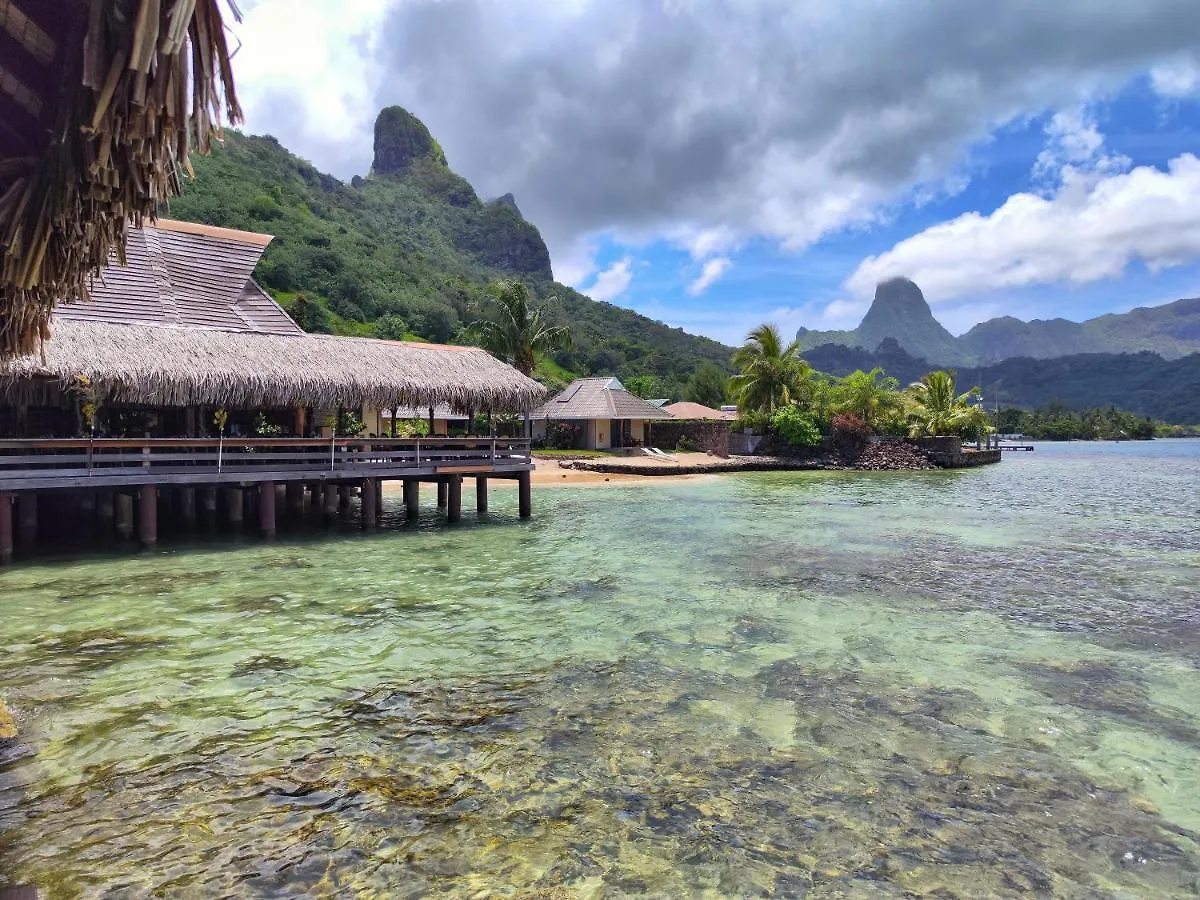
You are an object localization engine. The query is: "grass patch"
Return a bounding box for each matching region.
[533,449,610,459]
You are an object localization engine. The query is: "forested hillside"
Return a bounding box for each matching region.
[165,106,733,392]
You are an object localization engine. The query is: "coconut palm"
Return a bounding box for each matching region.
[906,370,992,438]
[834,367,902,429]
[469,280,570,376]
[730,324,810,415]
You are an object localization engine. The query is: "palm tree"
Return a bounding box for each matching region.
[730,324,810,415]
[834,367,901,429]
[469,280,570,376]
[906,370,991,438]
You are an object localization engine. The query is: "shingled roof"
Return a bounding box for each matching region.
[54,220,300,335]
[532,377,674,421]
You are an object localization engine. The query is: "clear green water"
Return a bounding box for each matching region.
[2,441,1199,897]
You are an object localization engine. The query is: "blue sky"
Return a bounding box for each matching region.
[233,1,1200,346]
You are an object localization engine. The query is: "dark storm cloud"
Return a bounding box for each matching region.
[357,0,1200,251]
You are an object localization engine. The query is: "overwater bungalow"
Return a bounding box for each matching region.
[0,221,545,561]
[531,377,673,450]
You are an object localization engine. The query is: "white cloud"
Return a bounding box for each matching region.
[687,257,732,295]
[821,298,869,327]
[670,225,740,260]
[584,257,634,302]
[1151,58,1200,98]
[847,154,1200,303]
[550,236,600,287]
[1032,108,1130,187]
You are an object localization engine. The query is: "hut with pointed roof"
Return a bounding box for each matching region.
[531,377,673,450]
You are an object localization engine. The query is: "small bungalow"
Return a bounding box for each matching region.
[532,377,673,450]
[662,402,737,421]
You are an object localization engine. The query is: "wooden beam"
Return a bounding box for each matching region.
[447,475,462,523]
[256,482,274,537]
[435,464,495,474]
[518,470,532,519]
[138,486,157,548]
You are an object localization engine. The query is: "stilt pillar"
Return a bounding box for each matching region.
[0,493,13,564]
[323,483,338,518]
[404,480,419,521]
[476,476,488,514]
[309,482,322,511]
[202,486,218,521]
[362,478,378,530]
[437,479,448,508]
[447,475,462,523]
[375,478,384,514]
[338,485,351,511]
[259,482,277,537]
[179,487,197,529]
[518,470,532,519]
[286,482,305,517]
[138,485,158,548]
[226,487,244,526]
[17,494,37,546]
[116,493,134,540]
[98,491,115,530]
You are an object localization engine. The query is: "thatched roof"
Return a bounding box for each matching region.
[0,0,242,361]
[0,320,547,414]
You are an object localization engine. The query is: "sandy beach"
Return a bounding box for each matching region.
[381,453,719,491]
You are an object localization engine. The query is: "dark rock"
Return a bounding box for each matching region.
[373,106,445,176]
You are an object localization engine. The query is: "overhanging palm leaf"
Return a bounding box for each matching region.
[469,280,570,377]
[907,370,991,438]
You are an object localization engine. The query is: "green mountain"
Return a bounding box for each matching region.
[164,106,733,392]
[960,297,1200,362]
[796,278,973,365]
[796,276,1200,364]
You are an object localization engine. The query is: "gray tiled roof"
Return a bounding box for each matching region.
[54,220,302,335]
[532,377,674,420]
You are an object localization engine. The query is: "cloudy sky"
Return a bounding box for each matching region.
[230,0,1200,344]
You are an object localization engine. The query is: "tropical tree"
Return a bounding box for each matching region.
[468,280,570,376]
[834,367,902,430]
[684,363,730,408]
[906,370,992,438]
[730,324,810,414]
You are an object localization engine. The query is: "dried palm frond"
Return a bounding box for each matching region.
[0,0,242,360]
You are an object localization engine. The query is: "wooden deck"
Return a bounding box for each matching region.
[0,437,533,492]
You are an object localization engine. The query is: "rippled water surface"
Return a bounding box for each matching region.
[2,441,1199,897]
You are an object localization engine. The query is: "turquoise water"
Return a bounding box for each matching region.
[1,441,1199,897]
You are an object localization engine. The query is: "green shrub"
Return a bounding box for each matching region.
[769,406,821,447]
[675,435,698,452]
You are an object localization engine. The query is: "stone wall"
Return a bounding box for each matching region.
[648,421,731,457]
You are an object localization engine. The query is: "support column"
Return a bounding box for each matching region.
[309,482,322,511]
[323,483,338,518]
[259,482,277,538]
[201,486,218,521]
[286,482,305,517]
[375,478,384,514]
[138,485,158,548]
[447,475,462,523]
[404,480,419,521]
[179,487,197,529]
[338,485,351,511]
[437,479,448,508]
[476,476,488,514]
[0,493,13,564]
[518,470,532,519]
[362,478,378,530]
[116,493,134,540]
[98,491,115,532]
[17,494,37,546]
[226,487,244,527]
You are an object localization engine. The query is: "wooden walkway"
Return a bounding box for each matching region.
[0,437,534,562]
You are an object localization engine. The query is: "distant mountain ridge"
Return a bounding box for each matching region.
[796,278,1200,364]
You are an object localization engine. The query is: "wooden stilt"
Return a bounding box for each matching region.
[518,470,532,519]
[437,479,448,508]
[362,478,377,530]
[98,491,115,530]
[138,485,158,548]
[0,493,13,564]
[17,494,37,546]
[323,483,338,518]
[404,480,419,521]
[338,485,351,510]
[226,487,244,526]
[116,493,134,540]
[375,478,384,514]
[179,487,197,529]
[259,482,277,537]
[286,482,305,517]
[202,486,218,521]
[476,476,488,514]
[447,475,462,523]
[309,482,322,511]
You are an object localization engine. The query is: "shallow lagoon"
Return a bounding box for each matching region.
[1,441,1199,897]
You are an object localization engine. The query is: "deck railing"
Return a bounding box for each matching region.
[0,437,532,490]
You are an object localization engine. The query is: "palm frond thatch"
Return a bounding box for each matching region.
[0,321,547,414]
[0,0,243,361]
